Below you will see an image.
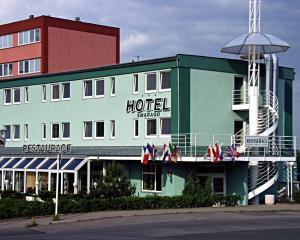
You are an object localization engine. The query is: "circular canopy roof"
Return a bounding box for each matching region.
[221,32,290,55]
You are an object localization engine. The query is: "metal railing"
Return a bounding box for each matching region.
[232,89,249,105]
[171,133,296,159]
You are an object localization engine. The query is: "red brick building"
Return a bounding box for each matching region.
[0,15,120,79]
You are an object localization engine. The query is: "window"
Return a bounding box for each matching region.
[110,120,115,138]
[42,85,46,102]
[51,84,60,101]
[13,88,20,104]
[197,174,225,195]
[133,74,139,94]
[111,78,115,96]
[0,63,13,77]
[146,119,156,137]
[62,122,70,139]
[84,80,93,98]
[134,119,139,138]
[160,118,171,135]
[0,34,13,49]
[84,121,93,139]
[24,87,29,103]
[95,79,104,97]
[13,125,20,140]
[95,121,104,138]
[24,124,28,141]
[146,73,156,92]
[18,28,40,45]
[51,123,60,140]
[4,89,12,105]
[62,82,70,100]
[18,59,40,74]
[42,123,46,140]
[160,71,171,90]
[142,164,162,192]
[4,125,11,140]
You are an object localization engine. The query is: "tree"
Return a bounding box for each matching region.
[95,162,136,199]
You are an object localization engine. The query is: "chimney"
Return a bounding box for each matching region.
[29,15,34,19]
[75,17,80,21]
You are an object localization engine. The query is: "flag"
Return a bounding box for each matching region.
[146,143,153,161]
[218,144,223,161]
[141,146,149,165]
[225,144,240,161]
[162,143,169,163]
[213,143,219,162]
[204,145,211,159]
[169,142,175,162]
[173,145,178,163]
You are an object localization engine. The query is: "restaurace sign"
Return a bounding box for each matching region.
[245,136,268,148]
[126,97,170,118]
[23,144,72,154]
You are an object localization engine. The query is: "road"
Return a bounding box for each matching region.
[0,211,299,240]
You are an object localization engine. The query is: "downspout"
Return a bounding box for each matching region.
[272,54,278,106]
[264,54,272,106]
[176,56,180,139]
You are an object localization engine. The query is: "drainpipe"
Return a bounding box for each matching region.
[264,54,272,106]
[176,56,180,139]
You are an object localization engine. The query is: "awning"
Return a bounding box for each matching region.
[0,157,88,173]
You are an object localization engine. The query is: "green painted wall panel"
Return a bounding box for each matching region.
[284,80,293,136]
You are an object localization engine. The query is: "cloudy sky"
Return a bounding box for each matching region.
[1,0,299,147]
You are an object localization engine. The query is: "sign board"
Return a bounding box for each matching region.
[245,136,268,148]
[23,144,72,154]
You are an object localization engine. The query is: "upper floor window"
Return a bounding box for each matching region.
[18,28,40,45]
[51,123,60,140]
[160,118,171,136]
[51,84,60,101]
[24,124,28,141]
[0,63,13,78]
[24,87,29,103]
[84,121,93,139]
[0,34,13,49]
[110,120,115,139]
[84,80,93,98]
[42,85,47,102]
[4,125,11,140]
[146,73,156,92]
[13,88,20,104]
[160,71,171,91]
[62,122,70,139]
[12,124,20,141]
[111,78,115,96]
[146,119,157,137]
[133,74,139,94]
[4,89,12,105]
[62,82,70,100]
[41,123,47,140]
[95,79,104,97]
[18,58,41,74]
[95,121,104,139]
[134,119,139,138]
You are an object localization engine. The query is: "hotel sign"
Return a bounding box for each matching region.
[245,136,268,148]
[23,144,72,154]
[126,97,170,118]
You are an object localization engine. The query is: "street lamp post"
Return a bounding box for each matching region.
[55,153,61,216]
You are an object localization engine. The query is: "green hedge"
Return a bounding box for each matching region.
[0,194,240,219]
[294,190,300,203]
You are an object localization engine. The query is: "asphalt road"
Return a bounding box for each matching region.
[0,211,299,240]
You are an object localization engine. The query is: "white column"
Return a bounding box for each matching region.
[74,172,78,194]
[287,163,290,200]
[12,171,15,191]
[87,160,91,194]
[48,172,51,191]
[60,172,64,194]
[1,170,4,191]
[23,171,27,193]
[35,172,39,195]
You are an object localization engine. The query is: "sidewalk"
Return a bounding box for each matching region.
[0,204,299,230]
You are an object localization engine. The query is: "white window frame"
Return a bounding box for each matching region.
[13,88,21,105]
[142,164,162,193]
[133,119,139,138]
[0,63,13,78]
[41,123,47,140]
[95,79,104,98]
[110,77,115,96]
[145,118,157,138]
[18,59,41,75]
[24,124,28,141]
[18,28,41,46]
[51,84,60,102]
[95,121,104,139]
[24,87,29,103]
[51,123,60,140]
[159,117,171,137]
[0,34,13,49]
[42,85,47,102]
[159,71,171,92]
[4,125,11,141]
[196,173,226,196]
[62,122,70,140]
[133,74,139,94]
[83,121,93,139]
[12,124,20,141]
[4,89,12,105]
[83,80,93,99]
[145,72,157,93]
[62,82,71,100]
[110,120,115,139]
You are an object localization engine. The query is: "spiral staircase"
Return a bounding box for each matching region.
[232,88,280,202]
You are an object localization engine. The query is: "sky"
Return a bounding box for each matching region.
[0,0,299,148]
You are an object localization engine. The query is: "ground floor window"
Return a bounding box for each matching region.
[197,175,225,195]
[142,164,162,192]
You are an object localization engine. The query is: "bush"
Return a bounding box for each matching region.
[0,190,27,199]
[294,190,300,203]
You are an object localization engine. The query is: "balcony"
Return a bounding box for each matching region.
[232,90,249,111]
[171,133,296,162]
